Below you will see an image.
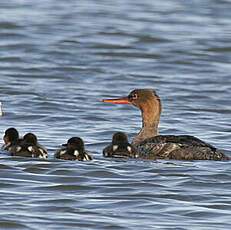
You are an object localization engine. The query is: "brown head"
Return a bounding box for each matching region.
[102,89,162,144]
[103,89,161,112]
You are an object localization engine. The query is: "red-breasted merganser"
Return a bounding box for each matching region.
[102,89,229,161]
[55,137,92,161]
[10,132,48,159]
[103,132,138,158]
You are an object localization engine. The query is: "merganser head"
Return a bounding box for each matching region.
[3,127,19,144]
[102,89,162,145]
[102,89,161,109]
[23,133,37,145]
[62,137,85,153]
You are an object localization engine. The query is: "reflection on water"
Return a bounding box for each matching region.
[0,0,231,229]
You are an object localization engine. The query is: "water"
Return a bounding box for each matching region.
[0,0,231,229]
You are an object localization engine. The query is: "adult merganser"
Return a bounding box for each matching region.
[102,89,229,161]
[103,132,138,158]
[11,132,48,159]
[55,137,92,161]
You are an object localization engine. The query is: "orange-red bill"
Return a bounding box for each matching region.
[102,97,130,104]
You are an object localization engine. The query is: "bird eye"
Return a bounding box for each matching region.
[131,93,138,100]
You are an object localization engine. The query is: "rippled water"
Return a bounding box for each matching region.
[0,0,231,229]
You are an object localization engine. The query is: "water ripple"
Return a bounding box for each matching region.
[0,0,231,229]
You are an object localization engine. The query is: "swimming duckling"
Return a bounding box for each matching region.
[103,132,138,158]
[2,127,21,152]
[55,137,92,161]
[11,133,48,159]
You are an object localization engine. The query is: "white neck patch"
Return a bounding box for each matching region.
[74,150,79,156]
[127,146,132,153]
[113,145,118,151]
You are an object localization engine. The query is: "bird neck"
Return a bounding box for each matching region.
[132,99,161,145]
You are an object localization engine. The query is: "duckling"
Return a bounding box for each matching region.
[2,127,21,152]
[55,137,92,161]
[103,132,138,158]
[11,133,48,159]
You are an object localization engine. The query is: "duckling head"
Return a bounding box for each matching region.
[23,133,37,145]
[3,127,19,144]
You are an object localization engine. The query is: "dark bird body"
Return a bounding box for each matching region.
[136,135,228,160]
